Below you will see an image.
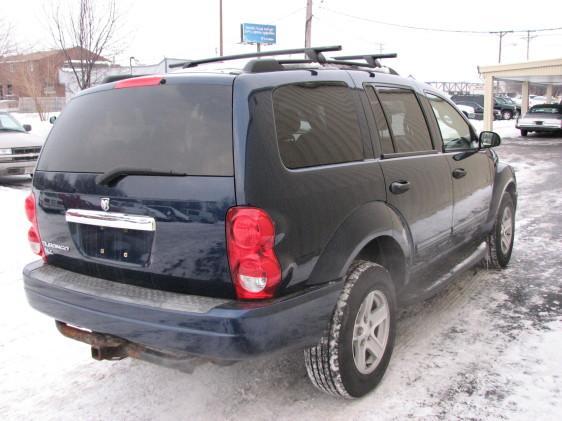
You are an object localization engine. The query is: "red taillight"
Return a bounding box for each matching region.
[226,207,281,300]
[25,193,45,259]
[114,76,165,89]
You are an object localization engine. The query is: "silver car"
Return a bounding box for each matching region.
[0,112,43,176]
[516,104,562,137]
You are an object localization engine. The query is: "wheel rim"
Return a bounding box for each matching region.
[352,290,390,375]
[503,111,511,120]
[500,206,513,254]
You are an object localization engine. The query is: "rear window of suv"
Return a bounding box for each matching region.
[272,82,363,169]
[38,83,233,176]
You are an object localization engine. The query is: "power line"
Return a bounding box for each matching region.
[321,6,562,34]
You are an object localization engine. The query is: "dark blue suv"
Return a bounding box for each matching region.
[23,47,517,398]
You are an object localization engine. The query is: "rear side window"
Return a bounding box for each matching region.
[377,88,433,153]
[38,84,233,176]
[366,86,394,154]
[272,82,363,169]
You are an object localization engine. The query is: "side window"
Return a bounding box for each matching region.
[426,93,476,151]
[377,88,433,153]
[366,86,394,154]
[272,82,363,169]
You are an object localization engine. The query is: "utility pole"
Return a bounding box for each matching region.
[305,0,312,48]
[219,0,224,56]
[523,30,537,61]
[491,31,513,63]
[374,42,384,54]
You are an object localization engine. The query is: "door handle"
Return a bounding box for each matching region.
[452,168,467,179]
[390,180,411,194]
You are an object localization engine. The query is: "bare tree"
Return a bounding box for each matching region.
[15,62,51,121]
[49,0,120,90]
[0,18,15,57]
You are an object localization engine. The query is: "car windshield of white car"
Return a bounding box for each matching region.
[0,114,25,132]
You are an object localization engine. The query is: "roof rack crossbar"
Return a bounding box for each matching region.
[278,59,378,68]
[169,45,342,69]
[334,53,397,67]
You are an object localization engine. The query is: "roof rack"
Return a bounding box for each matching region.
[334,53,397,68]
[169,45,342,69]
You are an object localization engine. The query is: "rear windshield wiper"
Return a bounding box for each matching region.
[96,167,188,186]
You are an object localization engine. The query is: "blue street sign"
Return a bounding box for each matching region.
[241,23,277,44]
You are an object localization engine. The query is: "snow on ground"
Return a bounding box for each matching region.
[0,133,561,420]
[470,118,520,139]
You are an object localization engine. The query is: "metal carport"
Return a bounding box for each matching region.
[478,58,562,130]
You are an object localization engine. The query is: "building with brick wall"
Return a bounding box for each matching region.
[0,47,110,101]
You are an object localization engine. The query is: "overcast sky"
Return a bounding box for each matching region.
[3,0,562,81]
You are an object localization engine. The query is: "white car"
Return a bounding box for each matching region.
[0,112,43,177]
[456,104,476,119]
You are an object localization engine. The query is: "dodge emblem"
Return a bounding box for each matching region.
[100,198,110,212]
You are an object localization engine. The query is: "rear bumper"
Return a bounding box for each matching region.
[23,261,341,361]
[516,125,561,132]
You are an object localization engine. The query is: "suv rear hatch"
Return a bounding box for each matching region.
[33,75,237,298]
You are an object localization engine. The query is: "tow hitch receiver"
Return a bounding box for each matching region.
[55,321,209,372]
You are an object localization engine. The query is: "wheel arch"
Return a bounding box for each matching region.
[486,161,517,230]
[308,201,412,291]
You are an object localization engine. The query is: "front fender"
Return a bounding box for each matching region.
[307,201,412,286]
[486,160,517,230]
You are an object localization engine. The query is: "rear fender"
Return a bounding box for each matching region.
[308,201,412,286]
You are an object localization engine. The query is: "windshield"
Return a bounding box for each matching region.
[37,83,234,176]
[529,105,562,114]
[0,113,25,132]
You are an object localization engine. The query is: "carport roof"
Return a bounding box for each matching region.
[478,57,562,85]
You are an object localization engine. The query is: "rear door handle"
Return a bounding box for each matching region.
[390,180,411,194]
[452,168,467,179]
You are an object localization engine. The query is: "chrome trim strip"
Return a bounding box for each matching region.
[66,209,156,231]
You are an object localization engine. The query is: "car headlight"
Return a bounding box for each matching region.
[0,148,12,155]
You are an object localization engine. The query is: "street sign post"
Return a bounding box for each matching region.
[241,23,276,52]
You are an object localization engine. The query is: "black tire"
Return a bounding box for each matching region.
[487,194,515,269]
[502,110,513,120]
[304,261,397,398]
[520,129,528,137]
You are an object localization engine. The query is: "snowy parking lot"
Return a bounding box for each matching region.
[1,127,561,420]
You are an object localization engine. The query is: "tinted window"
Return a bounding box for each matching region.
[377,88,433,153]
[38,84,233,176]
[427,94,476,151]
[366,86,394,154]
[272,82,363,169]
[529,105,562,114]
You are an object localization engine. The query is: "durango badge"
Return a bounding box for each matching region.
[100,198,110,212]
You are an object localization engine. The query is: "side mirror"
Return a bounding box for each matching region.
[479,131,501,148]
[23,124,32,132]
[49,116,57,124]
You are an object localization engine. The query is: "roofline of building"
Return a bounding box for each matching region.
[478,57,562,75]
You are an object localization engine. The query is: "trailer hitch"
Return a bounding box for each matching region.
[55,321,213,372]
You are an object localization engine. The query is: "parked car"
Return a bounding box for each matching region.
[496,96,521,116]
[456,103,476,119]
[452,100,502,120]
[451,94,517,120]
[23,47,517,398]
[529,95,546,107]
[0,112,42,177]
[516,103,562,136]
